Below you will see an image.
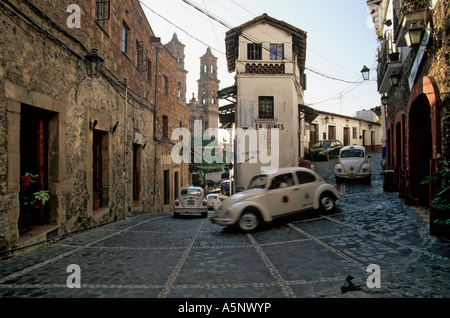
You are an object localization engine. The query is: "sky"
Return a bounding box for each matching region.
[140,0,380,117]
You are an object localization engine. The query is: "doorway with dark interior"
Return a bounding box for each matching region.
[19,105,50,233]
[407,94,432,207]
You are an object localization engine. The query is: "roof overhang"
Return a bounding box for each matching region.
[225,14,307,73]
[298,104,319,123]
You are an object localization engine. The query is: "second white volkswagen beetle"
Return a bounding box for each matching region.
[334,145,371,184]
[211,167,341,232]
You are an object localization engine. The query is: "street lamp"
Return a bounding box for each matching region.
[403,24,425,47]
[85,49,104,78]
[361,65,370,81]
[381,94,388,106]
[389,72,400,86]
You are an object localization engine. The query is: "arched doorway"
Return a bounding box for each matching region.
[394,112,405,197]
[407,95,432,206]
[406,76,441,208]
[386,121,393,170]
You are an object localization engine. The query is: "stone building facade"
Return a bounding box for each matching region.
[368,0,449,236]
[166,36,221,131]
[165,33,188,106]
[186,48,220,132]
[0,0,189,255]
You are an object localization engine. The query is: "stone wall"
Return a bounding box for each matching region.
[428,0,450,160]
[0,0,189,252]
[386,0,449,161]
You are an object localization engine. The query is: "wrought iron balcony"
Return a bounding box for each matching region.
[377,38,402,94]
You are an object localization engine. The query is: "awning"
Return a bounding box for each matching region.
[298,104,319,123]
[219,104,235,126]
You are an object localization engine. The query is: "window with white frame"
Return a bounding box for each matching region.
[122,22,129,53]
[270,44,284,60]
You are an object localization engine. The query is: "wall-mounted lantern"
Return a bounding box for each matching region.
[403,24,424,47]
[389,72,400,86]
[111,121,119,134]
[381,94,388,106]
[361,65,370,81]
[85,49,104,78]
[90,119,98,131]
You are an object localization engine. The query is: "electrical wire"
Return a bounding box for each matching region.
[139,1,225,55]
[179,0,368,85]
[305,63,377,106]
[143,0,378,105]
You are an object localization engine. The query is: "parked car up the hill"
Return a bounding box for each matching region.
[174,186,208,218]
[334,145,371,184]
[308,139,343,161]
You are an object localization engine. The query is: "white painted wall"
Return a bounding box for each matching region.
[306,112,382,151]
[234,23,304,189]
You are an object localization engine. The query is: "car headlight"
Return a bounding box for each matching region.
[336,168,343,173]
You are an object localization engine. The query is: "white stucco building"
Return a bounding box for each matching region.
[303,108,382,153]
[221,14,308,190]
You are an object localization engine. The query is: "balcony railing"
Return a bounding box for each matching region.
[377,32,402,94]
[394,0,430,46]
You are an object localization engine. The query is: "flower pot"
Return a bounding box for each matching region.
[389,52,400,62]
[33,201,42,209]
[21,176,31,187]
[93,198,101,210]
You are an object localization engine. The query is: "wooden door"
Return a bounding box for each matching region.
[343,127,350,146]
[93,131,103,205]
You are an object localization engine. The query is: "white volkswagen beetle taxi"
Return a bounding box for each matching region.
[211,167,341,232]
[174,186,208,218]
[334,145,371,184]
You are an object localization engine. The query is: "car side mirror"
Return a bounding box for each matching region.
[237,187,245,192]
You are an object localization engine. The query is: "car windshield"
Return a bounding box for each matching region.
[247,175,268,189]
[341,149,364,158]
[207,194,218,199]
[313,141,331,148]
[180,188,202,196]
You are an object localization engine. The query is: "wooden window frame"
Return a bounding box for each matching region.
[258,96,274,120]
[270,44,284,60]
[95,0,110,21]
[247,43,262,60]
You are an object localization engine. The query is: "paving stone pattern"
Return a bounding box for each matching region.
[0,153,449,298]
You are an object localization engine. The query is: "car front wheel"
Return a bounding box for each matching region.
[319,193,335,212]
[237,211,260,232]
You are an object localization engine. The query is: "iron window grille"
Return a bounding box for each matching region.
[162,115,169,138]
[147,58,152,83]
[247,43,262,60]
[95,0,110,21]
[163,76,169,96]
[136,41,146,72]
[258,96,274,119]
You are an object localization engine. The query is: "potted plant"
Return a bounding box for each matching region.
[389,51,400,62]
[93,190,101,210]
[20,172,37,187]
[32,190,50,209]
[401,0,428,14]
[422,160,450,238]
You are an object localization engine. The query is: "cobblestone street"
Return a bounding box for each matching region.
[0,153,449,300]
